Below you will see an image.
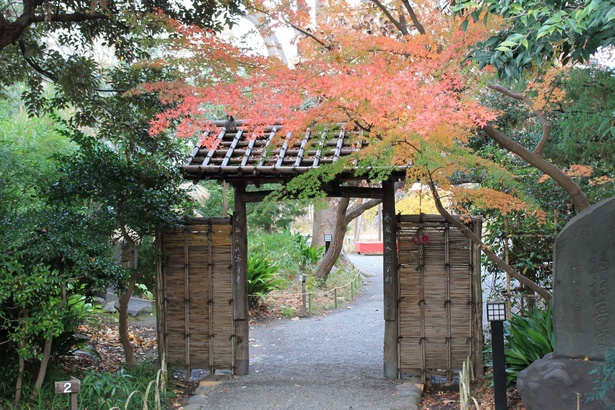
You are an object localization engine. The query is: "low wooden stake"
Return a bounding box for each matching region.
[55,379,80,410]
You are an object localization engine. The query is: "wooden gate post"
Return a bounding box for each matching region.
[233,183,250,375]
[382,177,399,379]
[472,218,485,378]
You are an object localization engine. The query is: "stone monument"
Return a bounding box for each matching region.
[517,197,615,409]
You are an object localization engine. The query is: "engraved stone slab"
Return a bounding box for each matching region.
[553,197,615,359]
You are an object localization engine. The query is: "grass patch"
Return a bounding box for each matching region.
[0,361,173,410]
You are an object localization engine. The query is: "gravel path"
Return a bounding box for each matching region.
[185,255,421,410]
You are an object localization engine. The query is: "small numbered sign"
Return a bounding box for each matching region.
[54,379,81,394]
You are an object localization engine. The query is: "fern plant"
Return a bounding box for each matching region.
[503,303,554,385]
[247,254,284,308]
[587,347,615,408]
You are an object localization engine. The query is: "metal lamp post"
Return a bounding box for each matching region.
[324,234,332,254]
[487,301,507,410]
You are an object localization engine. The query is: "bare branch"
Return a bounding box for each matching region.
[1,10,110,52]
[30,11,109,24]
[426,172,552,302]
[345,198,381,223]
[344,180,404,223]
[368,0,408,35]
[249,5,332,51]
[400,0,426,35]
[482,124,590,212]
[487,83,552,156]
[18,40,58,81]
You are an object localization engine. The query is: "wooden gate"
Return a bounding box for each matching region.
[397,215,483,382]
[157,218,234,375]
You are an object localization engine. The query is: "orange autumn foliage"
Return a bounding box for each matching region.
[539,164,594,183]
[141,1,534,214]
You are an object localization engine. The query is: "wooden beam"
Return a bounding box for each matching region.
[323,185,384,199]
[382,176,398,379]
[155,230,168,382]
[241,191,277,203]
[240,186,384,203]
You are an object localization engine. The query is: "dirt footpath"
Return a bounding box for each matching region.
[183,254,426,410]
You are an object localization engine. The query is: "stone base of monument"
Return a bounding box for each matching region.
[517,353,615,410]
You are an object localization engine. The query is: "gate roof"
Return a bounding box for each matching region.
[181,120,407,185]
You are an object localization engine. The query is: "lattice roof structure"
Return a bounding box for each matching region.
[181,120,407,185]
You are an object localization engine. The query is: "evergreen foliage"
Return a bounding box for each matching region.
[503,304,554,385]
[247,254,284,309]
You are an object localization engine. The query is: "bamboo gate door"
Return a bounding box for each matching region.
[156,218,235,376]
[158,121,484,379]
[156,215,483,380]
[396,215,483,382]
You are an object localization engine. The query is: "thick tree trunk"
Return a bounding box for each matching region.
[118,237,138,366]
[118,278,137,366]
[313,198,350,281]
[427,178,552,302]
[28,283,67,401]
[14,316,28,406]
[312,183,403,282]
[311,199,336,248]
[353,199,363,243]
[29,336,53,400]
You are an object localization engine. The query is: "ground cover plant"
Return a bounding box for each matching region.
[247,254,284,309]
[247,229,360,318]
[503,305,554,385]
[0,314,177,410]
[588,347,615,408]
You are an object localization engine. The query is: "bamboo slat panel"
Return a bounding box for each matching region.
[397,215,481,382]
[159,218,234,373]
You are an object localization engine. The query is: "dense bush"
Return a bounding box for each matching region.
[247,254,284,308]
[249,230,324,280]
[294,234,324,270]
[0,362,172,410]
[503,304,554,385]
[587,347,615,408]
[249,230,302,280]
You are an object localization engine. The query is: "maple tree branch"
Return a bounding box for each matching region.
[400,0,426,35]
[344,181,404,224]
[368,0,408,35]
[345,198,381,224]
[482,124,590,212]
[352,120,372,132]
[398,139,422,154]
[249,5,332,51]
[337,106,373,131]
[425,172,552,302]
[487,83,552,156]
[398,7,407,33]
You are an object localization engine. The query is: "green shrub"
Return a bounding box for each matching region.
[51,294,104,359]
[294,234,324,269]
[0,362,172,410]
[281,307,296,318]
[79,363,172,410]
[247,254,284,308]
[503,303,554,385]
[249,230,302,280]
[587,347,615,408]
